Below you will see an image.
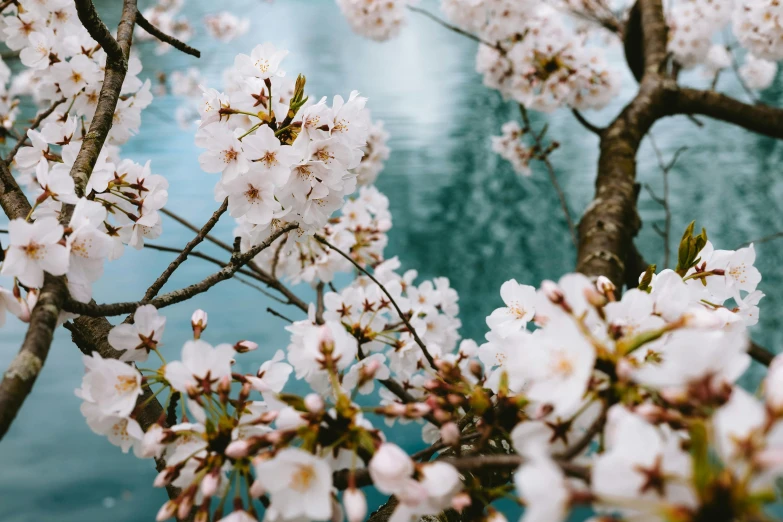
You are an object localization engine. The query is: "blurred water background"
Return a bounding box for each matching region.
[1,0,782,520]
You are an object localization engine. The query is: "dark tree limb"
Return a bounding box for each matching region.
[675,88,783,140]
[576,0,674,284]
[63,314,184,502]
[135,10,201,57]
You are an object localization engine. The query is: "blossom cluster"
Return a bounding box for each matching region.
[461,2,621,111]
[75,217,783,522]
[334,0,416,42]
[490,121,536,176]
[203,11,250,43]
[193,43,376,250]
[0,0,165,315]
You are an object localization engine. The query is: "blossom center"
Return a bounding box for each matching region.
[115,375,138,393]
[551,351,575,377]
[289,463,316,492]
[22,241,45,260]
[222,148,239,164]
[245,185,261,202]
[259,151,278,167]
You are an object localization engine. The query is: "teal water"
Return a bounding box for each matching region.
[1,0,783,520]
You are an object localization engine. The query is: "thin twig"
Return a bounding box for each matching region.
[571,109,604,135]
[0,0,16,13]
[557,402,608,460]
[315,282,325,325]
[407,5,502,52]
[314,234,436,368]
[143,243,288,304]
[135,10,201,58]
[646,137,687,268]
[63,224,298,316]
[160,207,308,311]
[737,231,783,248]
[5,97,66,165]
[141,199,228,302]
[519,105,578,248]
[266,307,294,324]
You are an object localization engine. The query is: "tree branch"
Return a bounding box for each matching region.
[0,274,67,440]
[675,88,783,140]
[134,10,201,58]
[576,0,675,285]
[71,0,137,196]
[63,224,298,316]
[407,5,502,52]
[141,199,228,302]
[572,109,604,136]
[160,207,309,312]
[749,340,775,366]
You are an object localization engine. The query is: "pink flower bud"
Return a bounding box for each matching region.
[343,487,367,522]
[634,403,664,423]
[177,494,194,520]
[440,422,460,446]
[234,340,258,353]
[200,469,220,498]
[615,358,634,382]
[265,431,282,445]
[362,359,381,376]
[249,478,266,498]
[153,468,174,488]
[304,393,325,413]
[434,409,452,423]
[595,276,615,296]
[541,280,563,303]
[583,286,606,307]
[451,492,471,512]
[755,448,783,470]
[486,509,508,522]
[156,501,177,521]
[191,309,208,339]
[225,440,250,459]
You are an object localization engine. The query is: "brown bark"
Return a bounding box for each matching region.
[70,0,137,197]
[577,0,672,283]
[0,274,67,439]
[675,89,783,140]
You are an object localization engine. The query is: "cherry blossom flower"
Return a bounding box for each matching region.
[75,351,142,418]
[486,279,537,337]
[108,305,167,363]
[255,448,333,520]
[1,217,69,288]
